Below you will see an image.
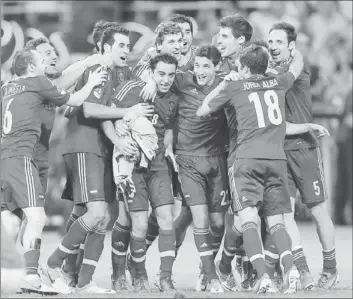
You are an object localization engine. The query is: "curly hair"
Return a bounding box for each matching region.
[154,21,183,47]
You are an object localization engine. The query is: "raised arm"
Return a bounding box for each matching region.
[288,49,304,80]
[286,121,330,138]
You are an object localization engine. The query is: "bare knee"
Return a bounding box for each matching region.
[155,205,173,230]
[117,201,131,227]
[22,207,46,228]
[130,211,148,238]
[190,204,209,228]
[265,214,284,230]
[84,201,108,227]
[238,207,259,225]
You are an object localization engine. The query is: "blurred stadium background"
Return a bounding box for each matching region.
[1,0,352,232]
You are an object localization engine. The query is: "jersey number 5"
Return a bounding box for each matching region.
[3,98,14,134]
[249,90,282,128]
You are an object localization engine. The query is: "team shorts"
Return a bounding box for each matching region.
[61,177,74,202]
[121,169,174,212]
[1,157,44,212]
[33,142,49,194]
[228,158,292,217]
[286,147,327,207]
[176,154,230,213]
[63,153,115,205]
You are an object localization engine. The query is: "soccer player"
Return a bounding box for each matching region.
[132,21,183,79]
[61,20,134,283]
[40,26,153,294]
[1,48,106,294]
[197,45,304,294]
[172,45,233,293]
[104,53,179,293]
[217,14,253,73]
[265,21,338,289]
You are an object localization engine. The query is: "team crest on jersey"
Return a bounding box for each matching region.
[117,71,125,83]
[93,87,102,98]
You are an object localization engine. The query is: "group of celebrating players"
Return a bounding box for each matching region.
[1,11,339,296]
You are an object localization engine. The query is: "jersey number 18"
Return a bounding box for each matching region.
[249,90,282,128]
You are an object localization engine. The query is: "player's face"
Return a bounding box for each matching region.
[31,50,47,76]
[151,61,176,93]
[194,56,216,86]
[268,29,292,63]
[218,27,243,58]
[110,33,130,67]
[35,42,58,75]
[158,33,183,61]
[178,22,193,55]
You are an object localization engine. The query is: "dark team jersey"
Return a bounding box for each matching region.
[62,64,118,157]
[173,70,228,156]
[208,73,295,165]
[272,61,319,150]
[1,76,70,159]
[110,79,179,171]
[218,56,238,74]
[114,65,133,86]
[178,47,196,72]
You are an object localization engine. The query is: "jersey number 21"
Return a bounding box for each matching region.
[249,90,282,128]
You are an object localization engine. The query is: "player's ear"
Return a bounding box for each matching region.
[103,43,111,54]
[237,35,245,45]
[288,41,295,51]
[156,43,162,52]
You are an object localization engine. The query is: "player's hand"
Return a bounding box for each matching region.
[165,145,179,172]
[115,137,139,156]
[146,47,158,59]
[127,103,155,120]
[309,123,330,138]
[88,66,107,87]
[224,71,240,81]
[140,77,157,102]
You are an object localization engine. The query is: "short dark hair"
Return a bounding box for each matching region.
[167,14,193,35]
[24,37,50,50]
[154,21,183,47]
[269,22,297,44]
[12,49,36,76]
[239,45,269,75]
[219,15,253,41]
[100,26,129,54]
[150,53,178,71]
[194,45,221,66]
[92,20,121,50]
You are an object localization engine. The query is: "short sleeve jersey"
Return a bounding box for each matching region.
[1,76,70,159]
[173,70,228,157]
[62,64,118,157]
[208,73,295,165]
[273,62,319,150]
[111,79,179,171]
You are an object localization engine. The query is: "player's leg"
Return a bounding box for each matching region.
[297,147,338,288]
[1,220,26,296]
[148,170,176,292]
[229,159,277,294]
[173,203,193,259]
[146,210,159,250]
[124,171,150,292]
[207,154,237,291]
[263,159,299,294]
[111,199,132,291]
[44,153,113,294]
[177,155,223,293]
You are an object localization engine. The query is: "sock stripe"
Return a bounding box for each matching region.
[112,247,127,256]
[199,250,213,257]
[79,244,85,250]
[77,218,92,232]
[160,250,175,258]
[279,250,292,266]
[265,250,279,260]
[82,258,98,267]
[113,223,131,233]
[59,243,78,254]
[223,248,236,257]
[193,228,209,235]
[242,256,249,262]
[242,222,257,232]
[131,255,146,263]
[269,223,285,235]
[249,253,264,263]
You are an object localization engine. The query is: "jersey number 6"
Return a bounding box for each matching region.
[3,98,14,135]
[249,90,283,128]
